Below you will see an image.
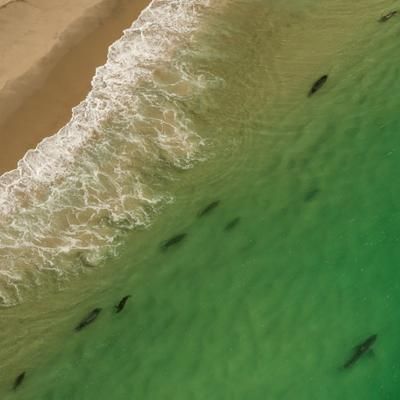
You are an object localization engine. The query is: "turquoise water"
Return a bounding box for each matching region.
[2,0,400,398]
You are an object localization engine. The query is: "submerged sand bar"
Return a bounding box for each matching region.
[0,0,151,174]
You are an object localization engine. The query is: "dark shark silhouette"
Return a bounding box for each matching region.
[308,75,328,97]
[115,295,131,313]
[75,308,102,332]
[224,217,241,231]
[379,11,397,22]
[198,201,220,218]
[13,372,25,391]
[343,334,377,369]
[161,233,187,251]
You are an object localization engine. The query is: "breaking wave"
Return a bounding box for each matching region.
[0,0,224,306]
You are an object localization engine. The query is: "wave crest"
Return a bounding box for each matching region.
[0,0,219,306]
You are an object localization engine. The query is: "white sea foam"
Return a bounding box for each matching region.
[0,0,223,306]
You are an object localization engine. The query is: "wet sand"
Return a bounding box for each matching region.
[0,0,151,174]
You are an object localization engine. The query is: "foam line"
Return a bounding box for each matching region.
[0,0,221,306]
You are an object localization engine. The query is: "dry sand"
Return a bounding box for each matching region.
[0,0,151,174]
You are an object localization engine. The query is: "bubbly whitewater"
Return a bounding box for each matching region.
[0,0,227,306]
[2,0,400,399]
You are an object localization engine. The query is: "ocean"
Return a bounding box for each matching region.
[1,0,400,398]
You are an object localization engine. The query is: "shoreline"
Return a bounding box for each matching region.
[0,0,391,394]
[0,0,152,174]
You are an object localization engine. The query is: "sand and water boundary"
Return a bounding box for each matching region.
[0,0,151,174]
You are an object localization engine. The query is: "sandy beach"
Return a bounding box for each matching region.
[0,0,151,174]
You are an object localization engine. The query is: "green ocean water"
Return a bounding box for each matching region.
[3,0,400,399]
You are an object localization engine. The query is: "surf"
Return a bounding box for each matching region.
[0,0,226,306]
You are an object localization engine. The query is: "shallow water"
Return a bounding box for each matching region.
[2,0,400,398]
